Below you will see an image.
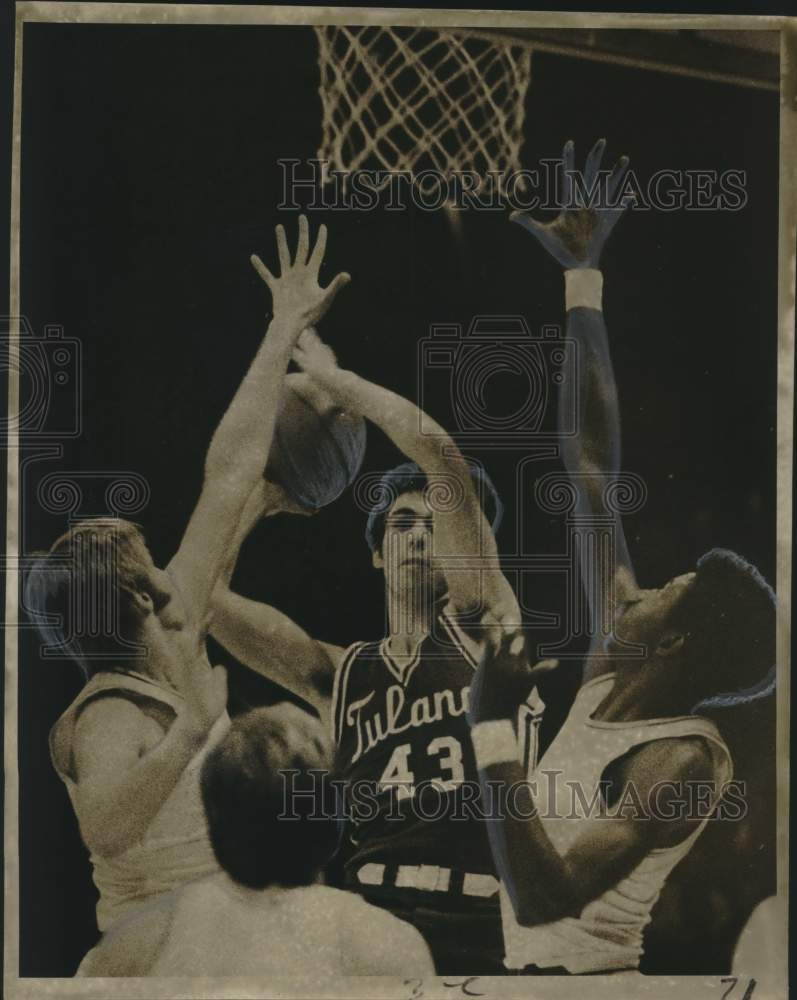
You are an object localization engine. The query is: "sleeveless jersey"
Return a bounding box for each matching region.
[500,673,733,973]
[331,605,545,877]
[77,876,428,977]
[49,670,229,931]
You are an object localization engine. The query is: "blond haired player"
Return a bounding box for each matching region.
[26,217,350,935]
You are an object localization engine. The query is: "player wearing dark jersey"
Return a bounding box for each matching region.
[210,331,545,974]
[332,606,540,876]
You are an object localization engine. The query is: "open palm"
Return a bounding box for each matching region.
[251,215,351,328]
[511,139,633,269]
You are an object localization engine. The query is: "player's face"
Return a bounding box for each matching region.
[377,491,446,599]
[613,572,695,651]
[145,564,187,631]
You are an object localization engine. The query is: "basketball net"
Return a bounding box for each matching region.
[314,26,532,200]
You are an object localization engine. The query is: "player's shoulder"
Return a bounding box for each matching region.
[334,638,385,684]
[75,685,175,737]
[617,735,717,787]
[71,691,167,773]
[316,640,348,671]
[73,691,152,740]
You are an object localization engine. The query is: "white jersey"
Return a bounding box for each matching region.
[148,879,379,976]
[732,896,786,979]
[500,673,733,973]
[77,873,433,977]
[50,670,229,931]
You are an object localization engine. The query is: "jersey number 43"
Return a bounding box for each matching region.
[378,736,465,800]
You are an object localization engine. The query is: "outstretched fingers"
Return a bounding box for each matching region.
[311,271,351,323]
[584,138,607,191]
[250,253,275,287]
[607,155,631,204]
[321,270,351,307]
[308,223,328,274]
[295,214,310,265]
[562,139,575,207]
[275,223,291,275]
[509,210,544,236]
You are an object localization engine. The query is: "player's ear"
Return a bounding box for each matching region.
[655,631,685,658]
[130,589,155,617]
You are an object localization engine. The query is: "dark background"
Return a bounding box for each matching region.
[17,23,778,976]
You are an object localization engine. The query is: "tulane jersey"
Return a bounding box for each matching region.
[331,604,545,877]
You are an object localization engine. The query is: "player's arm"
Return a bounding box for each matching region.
[469,626,718,925]
[211,591,342,723]
[340,896,435,975]
[72,651,228,857]
[293,330,517,620]
[166,217,350,639]
[512,140,637,677]
[208,480,343,722]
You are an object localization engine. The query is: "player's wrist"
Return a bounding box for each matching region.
[267,310,306,347]
[470,718,520,769]
[564,268,603,311]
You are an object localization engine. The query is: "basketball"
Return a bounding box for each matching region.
[265,371,366,511]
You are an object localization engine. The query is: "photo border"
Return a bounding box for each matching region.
[5,6,794,998]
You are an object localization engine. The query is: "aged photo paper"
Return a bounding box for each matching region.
[4,5,794,1000]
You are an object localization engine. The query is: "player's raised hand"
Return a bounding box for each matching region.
[251,215,351,328]
[510,139,633,269]
[468,617,544,725]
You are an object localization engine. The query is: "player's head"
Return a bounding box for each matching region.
[613,548,775,708]
[264,372,366,514]
[364,461,503,599]
[24,518,181,679]
[200,703,341,890]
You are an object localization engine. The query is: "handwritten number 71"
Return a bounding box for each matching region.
[721,978,757,1000]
